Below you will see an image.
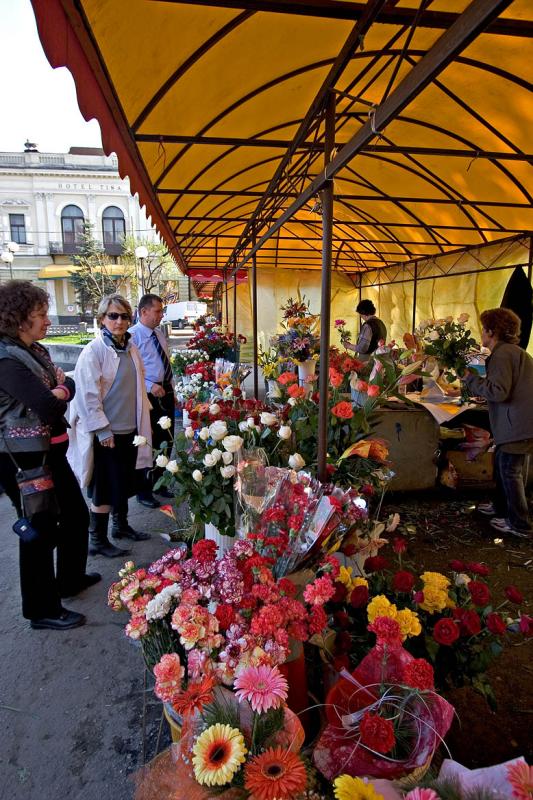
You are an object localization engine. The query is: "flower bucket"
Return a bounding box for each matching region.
[182,408,190,428]
[204,522,234,556]
[163,702,182,743]
[297,358,316,395]
[267,379,282,398]
[279,639,309,726]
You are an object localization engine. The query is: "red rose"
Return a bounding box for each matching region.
[333,654,351,672]
[519,614,533,636]
[448,560,465,572]
[403,658,434,691]
[361,484,374,496]
[468,580,491,607]
[350,585,369,608]
[392,536,407,554]
[505,585,524,605]
[433,618,460,646]
[331,401,354,420]
[341,543,357,557]
[460,609,482,636]
[466,562,490,577]
[363,556,389,573]
[359,712,395,754]
[332,582,348,604]
[392,570,416,593]
[232,387,242,397]
[486,612,507,636]
[334,610,351,629]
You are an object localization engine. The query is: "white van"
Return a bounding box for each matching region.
[162,301,207,330]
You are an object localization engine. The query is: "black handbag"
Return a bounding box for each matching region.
[1,435,59,519]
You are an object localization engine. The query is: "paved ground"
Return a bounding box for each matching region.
[0,493,179,800]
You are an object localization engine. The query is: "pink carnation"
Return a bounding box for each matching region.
[153,653,185,703]
[125,615,148,640]
[303,575,335,605]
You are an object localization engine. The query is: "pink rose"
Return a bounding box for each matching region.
[367,384,380,397]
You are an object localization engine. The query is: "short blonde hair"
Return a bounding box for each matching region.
[97,294,132,325]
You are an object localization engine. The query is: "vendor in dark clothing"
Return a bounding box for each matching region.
[464,308,533,539]
[344,299,387,359]
[0,281,99,630]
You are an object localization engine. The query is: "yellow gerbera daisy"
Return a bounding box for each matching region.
[334,774,384,800]
[396,608,422,639]
[418,585,448,614]
[367,595,397,624]
[421,571,450,591]
[192,723,247,786]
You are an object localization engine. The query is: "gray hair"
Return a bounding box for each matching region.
[96,294,133,325]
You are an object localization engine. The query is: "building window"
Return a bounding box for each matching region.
[9,214,26,244]
[102,206,126,245]
[61,204,85,246]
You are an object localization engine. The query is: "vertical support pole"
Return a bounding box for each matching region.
[252,233,259,399]
[412,262,418,333]
[317,91,336,483]
[224,268,229,326]
[233,259,238,350]
[528,236,533,283]
[358,271,362,305]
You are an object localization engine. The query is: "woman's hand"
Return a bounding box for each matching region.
[101,435,115,448]
[55,366,66,384]
[51,386,69,400]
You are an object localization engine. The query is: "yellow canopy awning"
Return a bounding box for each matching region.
[38,264,129,279]
[31,0,533,276]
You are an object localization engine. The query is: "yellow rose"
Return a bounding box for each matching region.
[421,571,450,591]
[396,608,422,639]
[367,595,397,624]
[418,585,448,614]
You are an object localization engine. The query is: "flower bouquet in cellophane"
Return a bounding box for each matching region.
[134,664,308,800]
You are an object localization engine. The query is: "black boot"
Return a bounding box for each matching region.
[111,511,151,541]
[89,512,130,558]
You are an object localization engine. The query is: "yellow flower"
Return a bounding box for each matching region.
[421,571,450,591]
[338,565,354,589]
[334,774,384,800]
[192,723,247,786]
[367,595,397,624]
[396,608,422,639]
[418,585,448,614]
[352,577,368,588]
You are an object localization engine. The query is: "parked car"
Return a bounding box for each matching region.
[162,301,207,329]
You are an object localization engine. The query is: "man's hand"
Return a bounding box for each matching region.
[151,384,166,398]
[101,435,115,448]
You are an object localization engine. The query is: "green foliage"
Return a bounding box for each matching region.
[70,223,131,313]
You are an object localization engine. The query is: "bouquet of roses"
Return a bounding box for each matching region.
[171,348,210,377]
[274,296,320,363]
[188,322,246,360]
[416,314,479,383]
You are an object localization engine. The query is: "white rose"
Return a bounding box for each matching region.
[222,451,233,465]
[287,397,297,407]
[185,426,195,439]
[192,469,203,482]
[211,448,222,463]
[220,465,236,479]
[277,425,292,440]
[246,417,256,429]
[209,403,221,415]
[133,435,147,447]
[260,412,277,427]
[203,453,217,467]
[158,416,172,430]
[222,435,244,454]
[155,454,169,468]
[455,573,471,587]
[428,330,440,341]
[199,427,210,440]
[165,460,179,474]
[288,453,305,471]
[238,421,249,432]
[209,420,228,441]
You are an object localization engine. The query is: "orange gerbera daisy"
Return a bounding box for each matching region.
[172,674,215,717]
[244,747,307,800]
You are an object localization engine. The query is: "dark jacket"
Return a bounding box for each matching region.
[0,337,72,453]
[464,341,533,445]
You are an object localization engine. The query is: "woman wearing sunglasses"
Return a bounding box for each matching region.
[68,294,152,557]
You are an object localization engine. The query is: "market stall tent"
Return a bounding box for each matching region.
[30,0,532,357]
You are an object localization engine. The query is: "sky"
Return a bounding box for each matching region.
[0,0,103,153]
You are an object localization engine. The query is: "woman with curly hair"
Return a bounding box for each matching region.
[0,280,99,630]
[67,294,152,557]
[464,307,533,539]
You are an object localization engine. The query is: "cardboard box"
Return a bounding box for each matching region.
[447,450,494,486]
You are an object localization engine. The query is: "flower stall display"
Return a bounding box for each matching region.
[273,296,319,385]
[188,320,247,361]
[171,348,210,377]
[258,346,287,398]
[415,315,479,400]
[314,615,454,782]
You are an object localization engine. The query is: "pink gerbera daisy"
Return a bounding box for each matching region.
[404,789,439,800]
[233,665,288,713]
[507,760,533,799]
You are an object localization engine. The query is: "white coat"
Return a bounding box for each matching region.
[67,332,153,487]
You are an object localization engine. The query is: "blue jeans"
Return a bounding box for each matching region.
[494,447,532,533]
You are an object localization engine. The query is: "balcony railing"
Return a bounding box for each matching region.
[48,238,125,256]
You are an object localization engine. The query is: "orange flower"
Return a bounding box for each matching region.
[278,372,297,385]
[340,438,389,462]
[329,368,344,388]
[245,747,307,800]
[369,439,389,462]
[172,674,215,717]
[331,401,353,419]
[367,383,380,397]
[288,384,306,399]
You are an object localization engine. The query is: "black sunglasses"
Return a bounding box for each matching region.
[106,312,130,321]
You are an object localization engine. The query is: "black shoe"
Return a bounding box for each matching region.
[89,538,130,558]
[136,494,160,509]
[156,488,174,499]
[30,608,86,631]
[59,572,102,598]
[113,524,151,542]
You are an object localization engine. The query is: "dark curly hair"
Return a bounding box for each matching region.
[480,307,521,344]
[356,299,376,315]
[0,280,49,338]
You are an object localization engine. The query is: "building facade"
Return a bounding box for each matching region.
[0,144,183,322]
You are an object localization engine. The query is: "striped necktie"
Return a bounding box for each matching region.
[151,330,173,386]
